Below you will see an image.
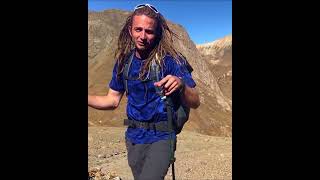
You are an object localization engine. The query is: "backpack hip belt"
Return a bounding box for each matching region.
[124,118,170,132]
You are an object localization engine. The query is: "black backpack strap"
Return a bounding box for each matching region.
[178,52,193,73]
[124,118,170,132]
[123,51,135,96]
[150,59,164,97]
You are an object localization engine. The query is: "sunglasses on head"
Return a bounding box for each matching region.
[134,4,159,14]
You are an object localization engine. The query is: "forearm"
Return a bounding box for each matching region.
[180,85,200,109]
[88,95,119,110]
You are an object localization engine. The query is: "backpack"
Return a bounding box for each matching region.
[123,51,193,134]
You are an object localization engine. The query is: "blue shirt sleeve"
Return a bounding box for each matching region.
[109,62,125,92]
[164,56,196,88]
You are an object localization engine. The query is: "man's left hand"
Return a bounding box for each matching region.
[154,75,184,96]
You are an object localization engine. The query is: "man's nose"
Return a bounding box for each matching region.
[140,31,147,40]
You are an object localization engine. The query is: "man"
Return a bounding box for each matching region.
[88,4,200,180]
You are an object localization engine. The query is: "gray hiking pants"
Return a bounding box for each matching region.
[125,139,176,180]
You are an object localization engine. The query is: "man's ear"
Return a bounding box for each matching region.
[128,26,132,37]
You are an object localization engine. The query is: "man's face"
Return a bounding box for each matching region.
[129,15,157,52]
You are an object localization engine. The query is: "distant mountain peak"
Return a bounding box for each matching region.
[196,35,232,51]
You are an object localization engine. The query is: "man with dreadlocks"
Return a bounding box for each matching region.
[88,4,200,180]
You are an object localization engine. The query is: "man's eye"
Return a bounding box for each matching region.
[145,30,154,34]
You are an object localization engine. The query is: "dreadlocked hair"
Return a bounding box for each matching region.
[114,6,185,80]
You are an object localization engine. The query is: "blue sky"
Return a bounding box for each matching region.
[88,0,232,44]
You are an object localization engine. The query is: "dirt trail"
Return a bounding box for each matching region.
[89,127,231,180]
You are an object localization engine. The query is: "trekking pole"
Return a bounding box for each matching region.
[157,91,176,180]
[172,162,175,180]
[166,97,176,180]
[152,60,176,180]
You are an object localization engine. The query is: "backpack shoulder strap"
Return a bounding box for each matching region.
[123,51,135,96]
[150,59,166,98]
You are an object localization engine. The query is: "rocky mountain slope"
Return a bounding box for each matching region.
[197,35,232,101]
